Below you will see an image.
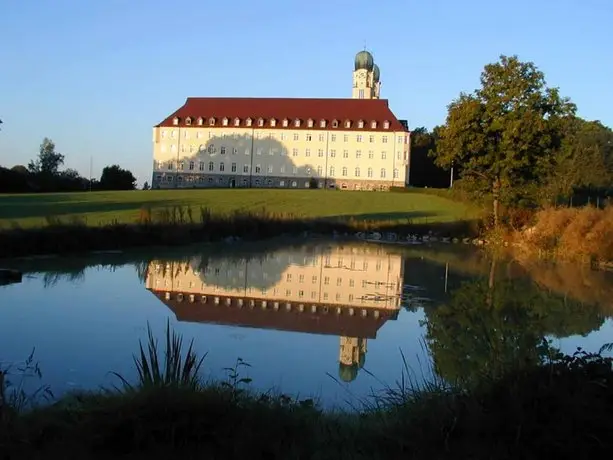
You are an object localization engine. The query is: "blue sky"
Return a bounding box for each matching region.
[1,0,611,185]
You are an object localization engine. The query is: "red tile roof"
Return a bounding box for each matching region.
[156,97,408,132]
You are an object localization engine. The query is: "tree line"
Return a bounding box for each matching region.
[410,55,613,225]
[0,138,138,193]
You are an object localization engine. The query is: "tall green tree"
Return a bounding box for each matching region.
[99,165,136,190]
[28,137,65,175]
[432,55,576,226]
[409,126,452,187]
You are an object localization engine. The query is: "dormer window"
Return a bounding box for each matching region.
[383,120,390,129]
[371,121,377,129]
[257,118,264,127]
[320,120,326,128]
[246,118,252,127]
[173,117,179,126]
[358,120,364,128]
[345,120,351,128]
[282,118,289,127]
[222,118,228,126]
[307,118,314,128]
[294,119,301,127]
[234,118,240,126]
[270,118,277,127]
[185,117,192,126]
[197,117,203,126]
[209,117,215,126]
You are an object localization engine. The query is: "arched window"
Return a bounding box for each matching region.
[380,168,386,178]
[355,167,360,177]
[342,167,347,176]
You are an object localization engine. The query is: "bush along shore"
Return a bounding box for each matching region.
[1,325,613,459]
[0,205,483,259]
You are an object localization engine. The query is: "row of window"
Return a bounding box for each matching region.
[160,144,405,160]
[173,116,393,130]
[157,161,399,178]
[161,129,407,144]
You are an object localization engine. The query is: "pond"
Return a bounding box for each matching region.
[1,238,613,408]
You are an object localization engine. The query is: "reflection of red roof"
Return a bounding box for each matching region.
[155,98,408,132]
[149,290,398,338]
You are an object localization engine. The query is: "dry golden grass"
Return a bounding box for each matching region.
[519,206,613,262]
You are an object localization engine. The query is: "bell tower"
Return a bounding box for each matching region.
[352,50,381,99]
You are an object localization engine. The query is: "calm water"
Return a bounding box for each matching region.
[1,238,612,407]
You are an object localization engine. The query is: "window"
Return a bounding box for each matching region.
[197,117,203,126]
[345,120,351,128]
[189,161,195,170]
[382,136,388,143]
[179,161,185,170]
[397,136,403,144]
[220,146,226,154]
[381,151,387,159]
[358,89,364,99]
[280,165,285,173]
[380,168,386,178]
[256,148,263,155]
[234,118,240,126]
[318,133,324,142]
[243,165,249,173]
[208,162,214,171]
[294,119,301,127]
[167,176,173,182]
[306,167,311,174]
[355,167,360,177]
[368,150,374,159]
[305,149,310,157]
[317,165,323,175]
[255,118,262,127]
[357,135,363,142]
[343,134,349,142]
[199,161,205,171]
[209,117,215,126]
[161,130,166,138]
[280,133,286,140]
[304,181,310,188]
[356,150,362,159]
[292,148,298,156]
[170,130,176,139]
[330,149,336,157]
[358,120,364,128]
[222,118,228,126]
[231,163,237,172]
[332,119,339,128]
[233,147,238,154]
[320,120,326,128]
[367,167,373,178]
[331,134,336,142]
[280,180,285,186]
[292,167,297,174]
[393,168,399,178]
[369,135,375,143]
[173,117,179,125]
[306,134,312,141]
[330,166,335,176]
[383,121,390,129]
[219,163,225,172]
[291,181,297,187]
[307,119,313,127]
[267,165,273,173]
[342,167,347,176]
[371,121,377,129]
[255,164,261,173]
[293,133,299,141]
[185,117,192,126]
[318,149,323,157]
[343,150,348,158]
[270,118,276,127]
[167,161,174,170]
[282,119,288,127]
[246,118,252,126]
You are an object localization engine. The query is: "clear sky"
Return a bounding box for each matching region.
[1,0,611,186]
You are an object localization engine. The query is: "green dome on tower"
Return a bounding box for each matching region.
[354,50,374,71]
[373,64,380,82]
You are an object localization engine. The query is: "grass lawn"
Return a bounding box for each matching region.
[0,189,480,228]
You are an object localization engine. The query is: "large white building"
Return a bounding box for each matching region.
[151,51,410,191]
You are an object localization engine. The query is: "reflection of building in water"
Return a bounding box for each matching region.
[145,245,403,382]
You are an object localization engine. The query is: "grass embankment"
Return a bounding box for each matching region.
[1,325,612,459]
[514,206,613,266]
[0,190,483,258]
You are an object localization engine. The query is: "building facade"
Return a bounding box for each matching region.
[151,51,410,190]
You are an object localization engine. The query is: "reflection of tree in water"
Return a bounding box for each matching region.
[423,268,609,387]
[338,337,367,383]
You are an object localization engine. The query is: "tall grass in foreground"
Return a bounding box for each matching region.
[516,205,613,263]
[112,321,206,391]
